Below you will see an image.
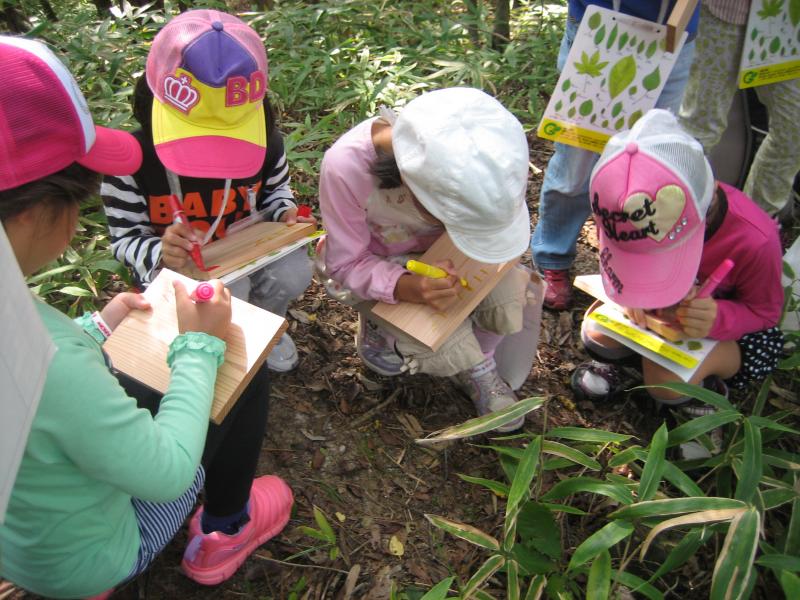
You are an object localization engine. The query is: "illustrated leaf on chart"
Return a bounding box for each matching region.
[588,11,602,30]
[642,66,661,91]
[562,78,571,92]
[645,40,658,58]
[758,0,785,20]
[618,31,629,50]
[594,24,606,45]
[568,106,577,118]
[749,49,755,61]
[602,119,609,128]
[607,24,618,50]
[761,49,768,61]
[614,117,625,130]
[555,100,563,112]
[591,114,597,123]
[628,85,638,96]
[770,36,781,53]
[574,50,609,77]
[751,27,759,41]
[629,35,637,48]
[628,110,643,128]
[570,91,577,102]
[637,40,645,53]
[611,101,623,117]
[608,55,636,99]
[791,0,800,27]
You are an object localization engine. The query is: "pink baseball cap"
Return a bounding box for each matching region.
[146,10,268,179]
[0,36,142,191]
[589,109,714,309]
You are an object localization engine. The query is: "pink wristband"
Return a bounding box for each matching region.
[91,311,112,339]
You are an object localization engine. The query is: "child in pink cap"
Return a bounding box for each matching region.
[572,109,784,431]
[0,35,292,598]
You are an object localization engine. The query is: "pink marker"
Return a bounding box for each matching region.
[194,282,215,303]
[696,259,734,299]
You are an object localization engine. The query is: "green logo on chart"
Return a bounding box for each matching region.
[543,121,562,136]
[742,70,758,85]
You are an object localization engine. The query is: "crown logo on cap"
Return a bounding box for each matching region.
[163,74,200,113]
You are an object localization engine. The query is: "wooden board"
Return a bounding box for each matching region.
[104,269,287,424]
[183,221,316,280]
[371,234,517,352]
[573,274,684,342]
[666,0,698,52]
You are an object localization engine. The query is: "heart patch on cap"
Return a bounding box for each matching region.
[622,184,686,242]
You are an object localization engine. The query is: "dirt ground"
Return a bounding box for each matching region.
[1,138,693,600]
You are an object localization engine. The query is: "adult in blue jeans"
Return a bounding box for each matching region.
[532,0,699,310]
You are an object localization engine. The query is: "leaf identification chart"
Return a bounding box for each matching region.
[538,5,686,153]
[738,0,800,88]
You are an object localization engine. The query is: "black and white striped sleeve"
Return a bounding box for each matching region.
[101,175,163,286]
[258,131,296,222]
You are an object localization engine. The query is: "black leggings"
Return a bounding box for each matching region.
[117,364,270,517]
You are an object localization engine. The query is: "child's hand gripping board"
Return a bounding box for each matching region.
[370,233,518,352]
[103,269,287,424]
[181,221,316,282]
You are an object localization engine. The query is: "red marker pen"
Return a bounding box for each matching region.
[696,259,735,299]
[297,205,311,218]
[194,282,215,303]
[167,195,209,272]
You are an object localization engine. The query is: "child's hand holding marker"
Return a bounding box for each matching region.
[674,259,734,339]
[281,204,318,226]
[395,259,465,312]
[163,194,205,271]
[99,292,152,331]
[173,279,231,340]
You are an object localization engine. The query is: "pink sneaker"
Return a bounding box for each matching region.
[542,268,572,310]
[181,475,293,585]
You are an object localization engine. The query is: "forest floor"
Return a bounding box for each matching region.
[0,137,739,600]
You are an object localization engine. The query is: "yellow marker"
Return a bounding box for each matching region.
[406,260,470,289]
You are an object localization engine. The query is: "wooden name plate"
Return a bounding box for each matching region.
[371,234,517,352]
[104,269,287,424]
[183,221,316,280]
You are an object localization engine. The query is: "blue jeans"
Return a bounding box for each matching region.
[531,19,696,270]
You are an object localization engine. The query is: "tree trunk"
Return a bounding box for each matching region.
[464,0,482,47]
[492,0,511,50]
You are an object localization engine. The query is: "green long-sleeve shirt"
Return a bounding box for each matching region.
[0,301,224,598]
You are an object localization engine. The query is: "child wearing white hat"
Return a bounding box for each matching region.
[318,87,536,432]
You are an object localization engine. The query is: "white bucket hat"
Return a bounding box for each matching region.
[392,87,531,264]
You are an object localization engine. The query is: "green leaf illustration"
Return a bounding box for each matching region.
[645,40,658,58]
[637,40,645,53]
[555,100,563,111]
[611,101,623,117]
[607,24,618,49]
[629,35,637,47]
[791,0,800,26]
[642,66,661,91]
[608,55,636,99]
[751,27,759,41]
[618,31,629,50]
[687,340,702,351]
[579,99,594,116]
[614,117,625,130]
[628,109,643,128]
[749,49,755,60]
[570,91,577,102]
[602,119,609,128]
[568,106,577,118]
[758,0,785,20]
[628,85,638,96]
[588,11,602,30]
[574,50,609,77]
[770,36,781,53]
[562,78,571,92]
[762,48,768,60]
[590,114,597,124]
[594,24,606,45]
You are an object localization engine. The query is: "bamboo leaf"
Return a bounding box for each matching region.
[710,506,760,600]
[542,440,601,470]
[568,521,634,570]
[610,497,745,520]
[506,436,542,544]
[420,577,455,600]
[608,55,636,99]
[546,427,631,443]
[756,553,800,572]
[785,481,800,555]
[507,559,520,600]
[462,554,505,599]
[457,474,510,497]
[667,410,740,446]
[57,285,94,297]
[780,571,800,598]
[640,508,745,559]
[297,526,333,543]
[613,570,664,600]
[542,476,634,505]
[639,423,667,501]
[586,550,611,600]
[523,574,547,600]
[649,528,708,581]
[645,382,735,410]
[416,397,546,445]
[312,506,336,543]
[735,419,762,503]
[425,514,500,551]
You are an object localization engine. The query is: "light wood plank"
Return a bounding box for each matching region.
[104,269,286,424]
[371,234,517,352]
[666,0,698,52]
[183,221,316,280]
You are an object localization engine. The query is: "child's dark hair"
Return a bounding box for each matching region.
[371,148,403,189]
[0,163,100,223]
[132,72,280,136]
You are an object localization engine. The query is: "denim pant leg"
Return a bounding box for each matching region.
[532,22,695,271]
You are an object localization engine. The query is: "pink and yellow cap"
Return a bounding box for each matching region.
[146,10,268,179]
